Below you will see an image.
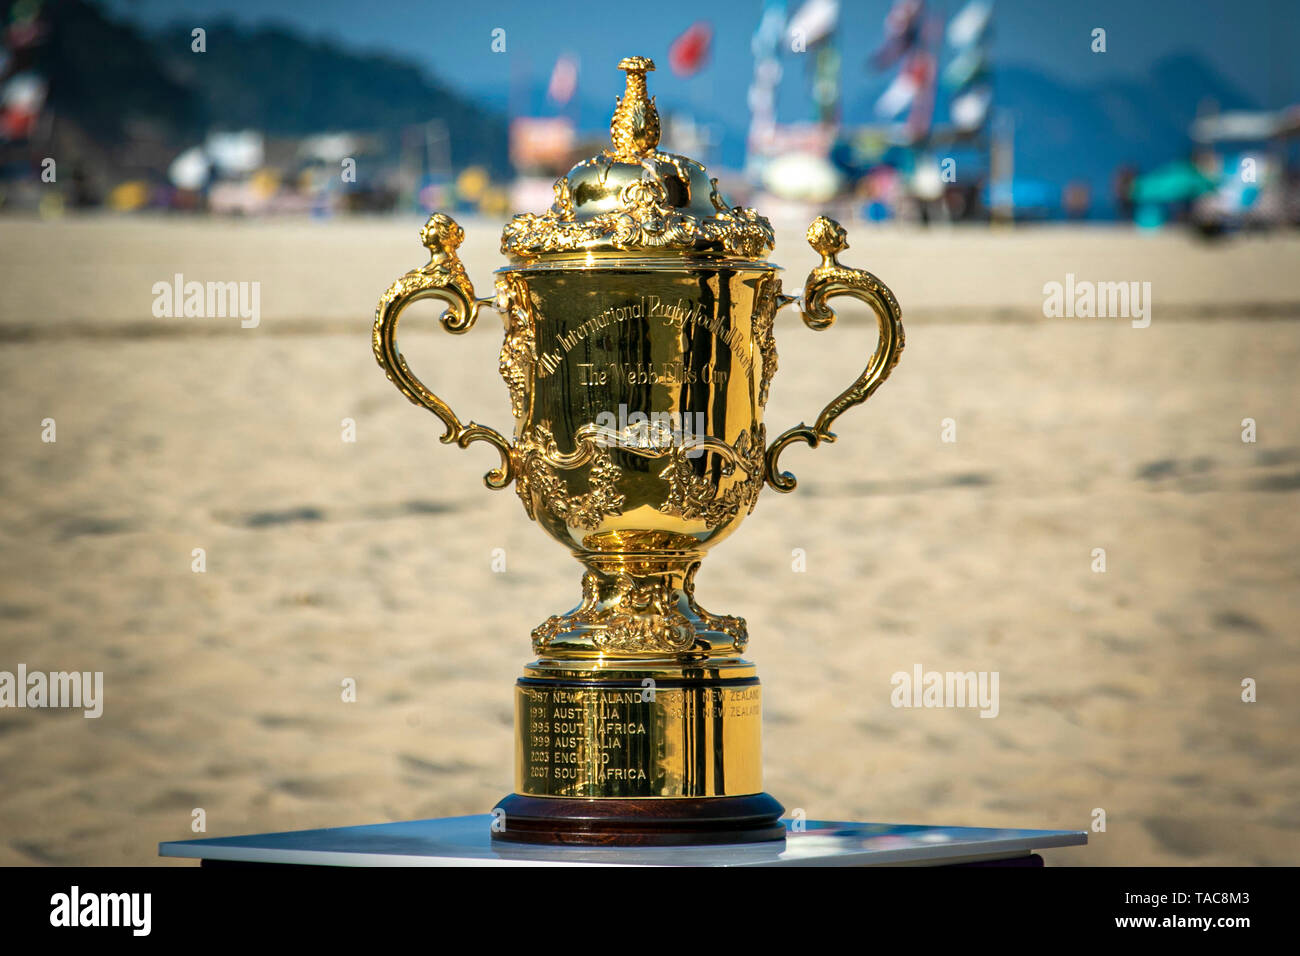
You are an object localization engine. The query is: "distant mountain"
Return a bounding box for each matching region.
[2,0,202,147]
[149,21,510,174]
[1,0,508,179]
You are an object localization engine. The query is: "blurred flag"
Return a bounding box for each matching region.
[943,0,993,133]
[942,46,986,88]
[949,85,991,131]
[751,0,786,59]
[747,0,786,170]
[875,65,918,118]
[875,50,934,120]
[669,22,712,76]
[871,0,923,70]
[812,45,841,119]
[786,0,838,49]
[4,7,47,52]
[547,54,579,107]
[946,0,992,47]
[901,51,936,140]
[0,72,45,142]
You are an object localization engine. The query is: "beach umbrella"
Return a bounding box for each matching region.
[168,146,210,191]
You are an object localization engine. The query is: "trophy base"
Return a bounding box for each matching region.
[491,792,786,847]
[507,650,777,846]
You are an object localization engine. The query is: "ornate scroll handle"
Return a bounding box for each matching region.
[764,216,905,493]
[372,213,515,489]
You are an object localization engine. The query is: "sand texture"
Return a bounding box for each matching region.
[1,216,1297,865]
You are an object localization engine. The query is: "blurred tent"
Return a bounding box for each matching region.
[1191,109,1298,144]
[509,116,575,175]
[1183,105,1300,231]
[1130,160,1217,204]
[760,151,842,202]
[205,131,264,179]
[167,146,209,192]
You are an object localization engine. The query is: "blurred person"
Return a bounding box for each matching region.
[1063,180,1091,220]
[1112,164,1137,221]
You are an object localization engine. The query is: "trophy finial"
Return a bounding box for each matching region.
[610,56,660,160]
[807,215,849,264]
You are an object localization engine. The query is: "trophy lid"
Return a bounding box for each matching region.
[501,57,774,262]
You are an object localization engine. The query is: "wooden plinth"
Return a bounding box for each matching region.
[491,792,786,847]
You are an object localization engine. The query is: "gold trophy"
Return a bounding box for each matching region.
[373,57,903,845]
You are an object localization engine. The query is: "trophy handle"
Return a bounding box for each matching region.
[764,216,905,493]
[372,213,515,489]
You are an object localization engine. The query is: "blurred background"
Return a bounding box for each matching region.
[1,0,1297,227]
[0,0,1298,867]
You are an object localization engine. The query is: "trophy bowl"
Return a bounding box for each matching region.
[373,57,903,845]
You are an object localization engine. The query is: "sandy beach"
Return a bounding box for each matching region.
[1,215,1298,865]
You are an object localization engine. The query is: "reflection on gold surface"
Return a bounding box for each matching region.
[372,57,904,800]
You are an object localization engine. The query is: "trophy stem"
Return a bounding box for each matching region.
[531,552,749,659]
